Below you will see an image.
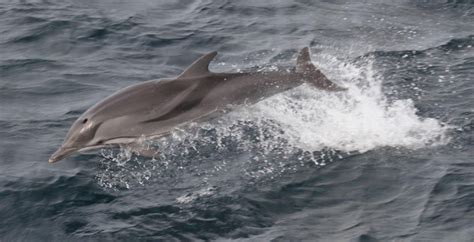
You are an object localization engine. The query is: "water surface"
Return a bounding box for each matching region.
[0,1,473,241]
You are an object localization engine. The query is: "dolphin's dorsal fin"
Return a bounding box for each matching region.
[178,51,217,79]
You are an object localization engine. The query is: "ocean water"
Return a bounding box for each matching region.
[0,1,473,241]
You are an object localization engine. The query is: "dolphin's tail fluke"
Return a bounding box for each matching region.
[296,47,346,91]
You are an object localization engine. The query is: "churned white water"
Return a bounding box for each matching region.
[248,57,449,153]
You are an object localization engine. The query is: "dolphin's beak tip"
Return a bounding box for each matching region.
[49,146,76,164]
[48,154,60,164]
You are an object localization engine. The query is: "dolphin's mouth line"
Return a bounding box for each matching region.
[49,137,149,163]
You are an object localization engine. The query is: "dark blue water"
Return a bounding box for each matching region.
[1,1,473,241]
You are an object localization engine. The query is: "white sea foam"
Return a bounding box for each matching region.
[244,57,449,153]
[176,186,217,204]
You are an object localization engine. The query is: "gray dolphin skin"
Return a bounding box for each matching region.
[49,47,345,163]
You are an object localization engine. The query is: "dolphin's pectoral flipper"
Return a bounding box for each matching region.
[296,47,346,91]
[178,51,218,79]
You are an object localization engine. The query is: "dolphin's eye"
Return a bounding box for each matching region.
[96,140,104,145]
[82,118,88,124]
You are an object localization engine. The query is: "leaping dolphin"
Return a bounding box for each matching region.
[49,47,345,163]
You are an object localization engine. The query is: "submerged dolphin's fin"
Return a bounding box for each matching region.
[296,47,346,91]
[178,51,218,79]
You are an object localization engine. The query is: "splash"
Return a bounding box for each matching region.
[95,54,450,191]
[250,57,449,153]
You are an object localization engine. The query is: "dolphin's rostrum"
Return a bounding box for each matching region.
[49,47,345,163]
